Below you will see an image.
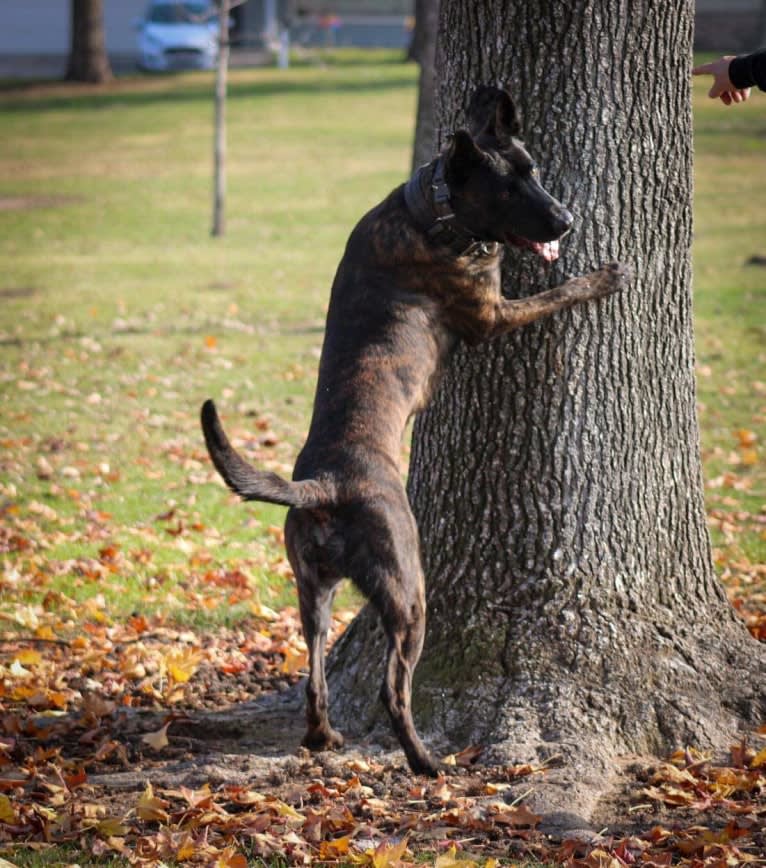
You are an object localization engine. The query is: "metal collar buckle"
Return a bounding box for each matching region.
[465,240,499,258]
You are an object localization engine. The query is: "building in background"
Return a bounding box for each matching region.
[0,1,763,76]
[0,0,414,75]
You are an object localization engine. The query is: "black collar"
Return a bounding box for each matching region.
[403,157,500,258]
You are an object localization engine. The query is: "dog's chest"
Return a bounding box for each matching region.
[440,261,503,342]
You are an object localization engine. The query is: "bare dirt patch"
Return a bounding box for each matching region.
[0,194,82,211]
[0,287,38,299]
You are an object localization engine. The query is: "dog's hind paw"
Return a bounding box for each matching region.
[302,727,345,752]
[407,752,441,778]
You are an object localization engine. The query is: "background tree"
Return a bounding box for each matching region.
[757,0,766,49]
[211,0,247,237]
[327,0,766,830]
[409,0,439,171]
[211,0,231,237]
[66,0,113,83]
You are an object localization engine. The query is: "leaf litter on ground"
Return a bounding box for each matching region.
[0,339,763,868]
[1,383,765,867]
[0,565,764,866]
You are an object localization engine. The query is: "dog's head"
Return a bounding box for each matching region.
[444,86,573,261]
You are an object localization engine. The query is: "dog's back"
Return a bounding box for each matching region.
[293,187,460,498]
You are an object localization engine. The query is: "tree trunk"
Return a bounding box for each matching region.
[211,0,230,238]
[757,0,766,49]
[65,0,113,83]
[410,0,440,172]
[327,0,765,831]
[407,0,428,63]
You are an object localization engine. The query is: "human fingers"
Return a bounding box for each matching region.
[692,61,716,75]
[730,89,750,104]
[720,91,732,105]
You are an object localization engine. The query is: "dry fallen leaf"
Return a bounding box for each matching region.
[370,837,409,868]
[280,645,308,675]
[0,794,15,823]
[96,817,130,837]
[164,647,202,684]
[318,835,352,858]
[213,850,248,868]
[141,722,170,752]
[136,782,170,823]
[750,746,766,769]
[736,428,757,448]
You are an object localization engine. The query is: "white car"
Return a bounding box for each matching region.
[136,1,220,71]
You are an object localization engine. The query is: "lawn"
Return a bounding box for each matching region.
[692,69,766,626]
[1,53,417,624]
[0,50,763,866]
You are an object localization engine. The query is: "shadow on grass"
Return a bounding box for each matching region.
[0,319,325,348]
[0,68,416,114]
[694,120,766,139]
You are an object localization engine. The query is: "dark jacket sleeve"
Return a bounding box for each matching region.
[729,50,766,91]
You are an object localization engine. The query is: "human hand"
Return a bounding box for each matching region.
[692,56,751,105]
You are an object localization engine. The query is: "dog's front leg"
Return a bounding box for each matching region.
[491,262,630,337]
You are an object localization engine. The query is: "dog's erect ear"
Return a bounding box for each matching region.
[466,85,520,143]
[444,129,486,184]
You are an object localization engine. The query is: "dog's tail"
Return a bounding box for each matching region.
[200,399,335,509]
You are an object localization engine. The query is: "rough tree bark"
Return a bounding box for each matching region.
[327,0,766,831]
[410,0,440,171]
[65,0,113,83]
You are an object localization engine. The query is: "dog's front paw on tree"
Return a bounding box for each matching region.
[587,261,632,299]
[325,0,765,836]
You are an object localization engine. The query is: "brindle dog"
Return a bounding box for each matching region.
[201,86,628,776]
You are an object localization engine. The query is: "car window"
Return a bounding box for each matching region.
[147,3,213,24]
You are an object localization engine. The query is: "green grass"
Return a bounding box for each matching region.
[0,51,417,621]
[692,63,766,567]
[4,847,549,868]
[0,49,763,629]
[0,46,762,868]
[5,846,127,867]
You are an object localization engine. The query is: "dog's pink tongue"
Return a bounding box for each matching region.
[541,239,560,262]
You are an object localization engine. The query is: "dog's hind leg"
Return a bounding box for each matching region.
[377,569,438,776]
[285,510,344,751]
[299,580,344,750]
